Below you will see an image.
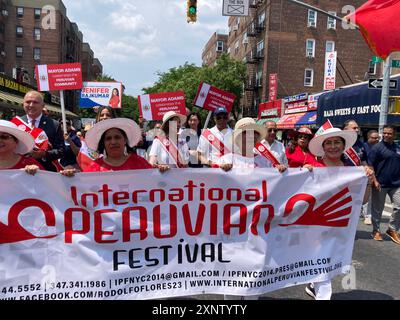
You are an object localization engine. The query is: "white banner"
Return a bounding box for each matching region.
[0,168,367,300]
[324,51,337,91]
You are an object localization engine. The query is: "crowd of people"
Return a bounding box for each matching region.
[0,90,399,300]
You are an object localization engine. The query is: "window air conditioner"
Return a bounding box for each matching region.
[2,9,8,17]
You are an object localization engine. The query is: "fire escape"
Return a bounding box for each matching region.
[243,0,265,117]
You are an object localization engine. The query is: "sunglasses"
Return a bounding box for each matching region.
[0,133,15,141]
[267,128,277,133]
[298,134,310,139]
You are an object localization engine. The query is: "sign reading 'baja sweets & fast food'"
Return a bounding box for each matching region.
[35,63,83,92]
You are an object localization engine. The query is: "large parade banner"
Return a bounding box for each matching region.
[0,168,367,300]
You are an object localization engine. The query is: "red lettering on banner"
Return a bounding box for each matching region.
[64,208,90,243]
[94,209,118,244]
[182,204,206,236]
[223,204,247,235]
[153,205,177,239]
[122,207,148,241]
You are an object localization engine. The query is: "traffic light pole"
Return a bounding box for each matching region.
[378,54,392,136]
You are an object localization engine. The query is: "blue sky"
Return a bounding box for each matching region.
[62,0,228,97]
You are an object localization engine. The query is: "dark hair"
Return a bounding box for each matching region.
[322,136,346,148]
[96,106,117,123]
[367,129,379,138]
[112,88,119,96]
[97,128,133,154]
[342,120,357,130]
[185,112,202,136]
[383,125,396,132]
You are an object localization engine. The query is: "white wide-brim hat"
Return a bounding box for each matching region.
[309,127,357,157]
[0,120,35,155]
[85,118,142,151]
[233,117,267,146]
[162,111,187,128]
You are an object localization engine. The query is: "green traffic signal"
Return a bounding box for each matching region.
[189,6,196,14]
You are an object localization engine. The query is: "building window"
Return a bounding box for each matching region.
[216,41,224,52]
[33,48,40,60]
[16,46,23,58]
[258,12,265,27]
[34,8,41,19]
[304,69,314,86]
[327,12,337,29]
[0,23,4,34]
[368,60,376,75]
[16,7,24,18]
[257,40,264,58]
[307,10,317,28]
[242,32,248,45]
[34,28,41,40]
[256,64,263,87]
[234,40,239,54]
[306,39,315,57]
[326,41,335,52]
[16,26,23,37]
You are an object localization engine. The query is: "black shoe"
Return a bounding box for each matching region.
[305,284,316,299]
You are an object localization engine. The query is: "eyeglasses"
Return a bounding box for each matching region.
[0,133,15,141]
[267,128,277,133]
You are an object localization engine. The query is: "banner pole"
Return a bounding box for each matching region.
[60,90,67,135]
[203,111,212,129]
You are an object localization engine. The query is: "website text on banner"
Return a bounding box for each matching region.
[138,91,186,121]
[80,82,123,109]
[35,63,83,92]
[193,83,236,113]
[0,168,367,300]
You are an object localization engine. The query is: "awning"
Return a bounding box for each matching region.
[256,117,280,125]
[295,111,317,127]
[317,74,400,127]
[276,113,306,129]
[0,91,79,118]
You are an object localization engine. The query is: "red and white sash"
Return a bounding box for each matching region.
[254,141,281,167]
[11,116,49,151]
[202,129,231,158]
[344,147,361,166]
[156,136,186,168]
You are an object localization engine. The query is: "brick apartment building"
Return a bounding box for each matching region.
[0,0,102,118]
[202,31,228,66]
[220,0,379,117]
[82,43,103,81]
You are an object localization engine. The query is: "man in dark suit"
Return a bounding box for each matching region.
[22,90,65,171]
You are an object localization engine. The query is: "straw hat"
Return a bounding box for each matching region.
[0,120,35,155]
[162,111,187,129]
[293,127,313,139]
[308,127,357,157]
[233,117,267,146]
[85,118,142,151]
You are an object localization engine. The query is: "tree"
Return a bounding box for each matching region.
[143,54,247,121]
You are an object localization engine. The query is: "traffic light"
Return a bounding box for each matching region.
[187,0,197,23]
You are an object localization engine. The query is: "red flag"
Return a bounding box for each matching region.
[347,0,400,59]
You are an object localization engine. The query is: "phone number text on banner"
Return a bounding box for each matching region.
[0,168,367,300]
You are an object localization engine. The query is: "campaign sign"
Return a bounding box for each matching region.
[35,63,83,92]
[193,83,236,113]
[138,91,186,121]
[80,82,123,109]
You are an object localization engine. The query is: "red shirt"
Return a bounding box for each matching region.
[1,156,45,170]
[84,153,153,172]
[286,146,320,168]
[108,95,120,108]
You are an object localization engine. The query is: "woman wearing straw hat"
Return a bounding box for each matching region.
[81,118,153,172]
[303,126,374,300]
[0,120,44,174]
[218,118,287,173]
[286,127,320,169]
[149,111,189,172]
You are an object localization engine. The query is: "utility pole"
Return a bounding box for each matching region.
[379,54,392,136]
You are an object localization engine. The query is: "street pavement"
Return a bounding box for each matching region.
[187,206,399,300]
